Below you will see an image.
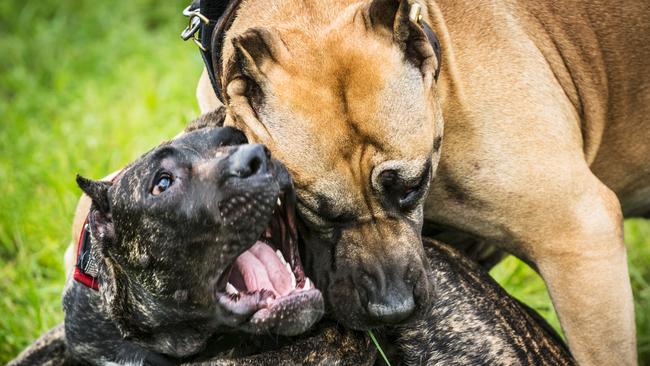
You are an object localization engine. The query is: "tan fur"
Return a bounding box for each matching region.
[191,0,650,364]
[68,0,649,364]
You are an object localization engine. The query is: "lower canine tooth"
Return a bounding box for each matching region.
[303,279,311,290]
[226,282,239,295]
[276,249,287,264]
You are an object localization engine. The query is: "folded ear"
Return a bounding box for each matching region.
[229,27,289,88]
[366,0,439,83]
[223,27,288,141]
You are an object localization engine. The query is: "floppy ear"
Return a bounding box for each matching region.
[229,27,289,88]
[366,0,439,83]
[223,27,288,141]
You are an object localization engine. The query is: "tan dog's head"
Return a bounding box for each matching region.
[220,0,443,329]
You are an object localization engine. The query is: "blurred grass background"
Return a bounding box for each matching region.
[0,0,648,364]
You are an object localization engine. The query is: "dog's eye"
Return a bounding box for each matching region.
[381,170,425,206]
[401,186,419,201]
[152,173,174,196]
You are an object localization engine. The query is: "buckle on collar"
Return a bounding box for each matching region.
[73,218,99,290]
[181,5,209,51]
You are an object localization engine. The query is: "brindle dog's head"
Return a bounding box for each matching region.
[218,0,443,328]
[76,127,323,356]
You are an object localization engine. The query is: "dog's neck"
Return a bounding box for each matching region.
[90,246,219,358]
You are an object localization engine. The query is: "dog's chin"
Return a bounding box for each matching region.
[214,190,324,336]
[323,273,430,331]
[220,285,324,336]
[325,281,378,331]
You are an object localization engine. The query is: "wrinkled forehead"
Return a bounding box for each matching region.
[262,53,434,170]
[171,127,247,155]
[261,25,434,150]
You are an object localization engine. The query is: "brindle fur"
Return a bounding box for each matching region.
[391,238,573,365]
[9,321,375,366]
[13,237,573,365]
[7,324,72,366]
[62,125,326,365]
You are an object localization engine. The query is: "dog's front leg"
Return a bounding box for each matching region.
[529,179,636,365]
[427,153,636,364]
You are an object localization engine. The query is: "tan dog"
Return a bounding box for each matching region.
[190,0,650,364]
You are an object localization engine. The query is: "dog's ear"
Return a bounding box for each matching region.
[77,175,131,334]
[229,27,289,87]
[224,27,289,141]
[76,175,112,214]
[76,175,115,245]
[366,0,439,83]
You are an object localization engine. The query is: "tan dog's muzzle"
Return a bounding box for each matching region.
[301,219,431,329]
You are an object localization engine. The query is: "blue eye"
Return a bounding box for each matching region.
[152,174,173,195]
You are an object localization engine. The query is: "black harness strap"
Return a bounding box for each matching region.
[183,0,227,101]
[182,0,241,103]
[210,0,243,103]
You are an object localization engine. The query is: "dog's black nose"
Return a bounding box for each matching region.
[227,144,270,179]
[366,294,415,324]
[363,269,417,324]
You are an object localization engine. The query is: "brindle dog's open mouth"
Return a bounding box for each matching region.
[215,189,322,335]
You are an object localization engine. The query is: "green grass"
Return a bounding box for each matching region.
[0,1,649,364]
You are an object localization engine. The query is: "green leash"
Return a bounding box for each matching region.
[368,330,392,366]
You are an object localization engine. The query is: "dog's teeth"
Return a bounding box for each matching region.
[290,269,296,289]
[303,279,311,290]
[226,282,238,295]
[276,249,286,264]
[277,198,282,207]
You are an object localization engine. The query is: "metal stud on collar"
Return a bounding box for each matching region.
[181,5,209,51]
[409,3,423,25]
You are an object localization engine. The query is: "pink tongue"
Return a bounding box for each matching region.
[232,241,294,296]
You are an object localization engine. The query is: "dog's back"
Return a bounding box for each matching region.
[7,323,70,366]
[395,238,573,365]
[12,238,573,365]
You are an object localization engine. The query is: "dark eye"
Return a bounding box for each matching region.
[401,167,432,208]
[380,162,431,210]
[152,173,174,196]
[400,186,419,204]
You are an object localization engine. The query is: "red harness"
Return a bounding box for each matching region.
[73,216,99,290]
[73,172,122,290]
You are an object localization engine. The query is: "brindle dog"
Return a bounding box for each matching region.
[16,113,573,365]
[10,237,574,365]
[62,126,326,365]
